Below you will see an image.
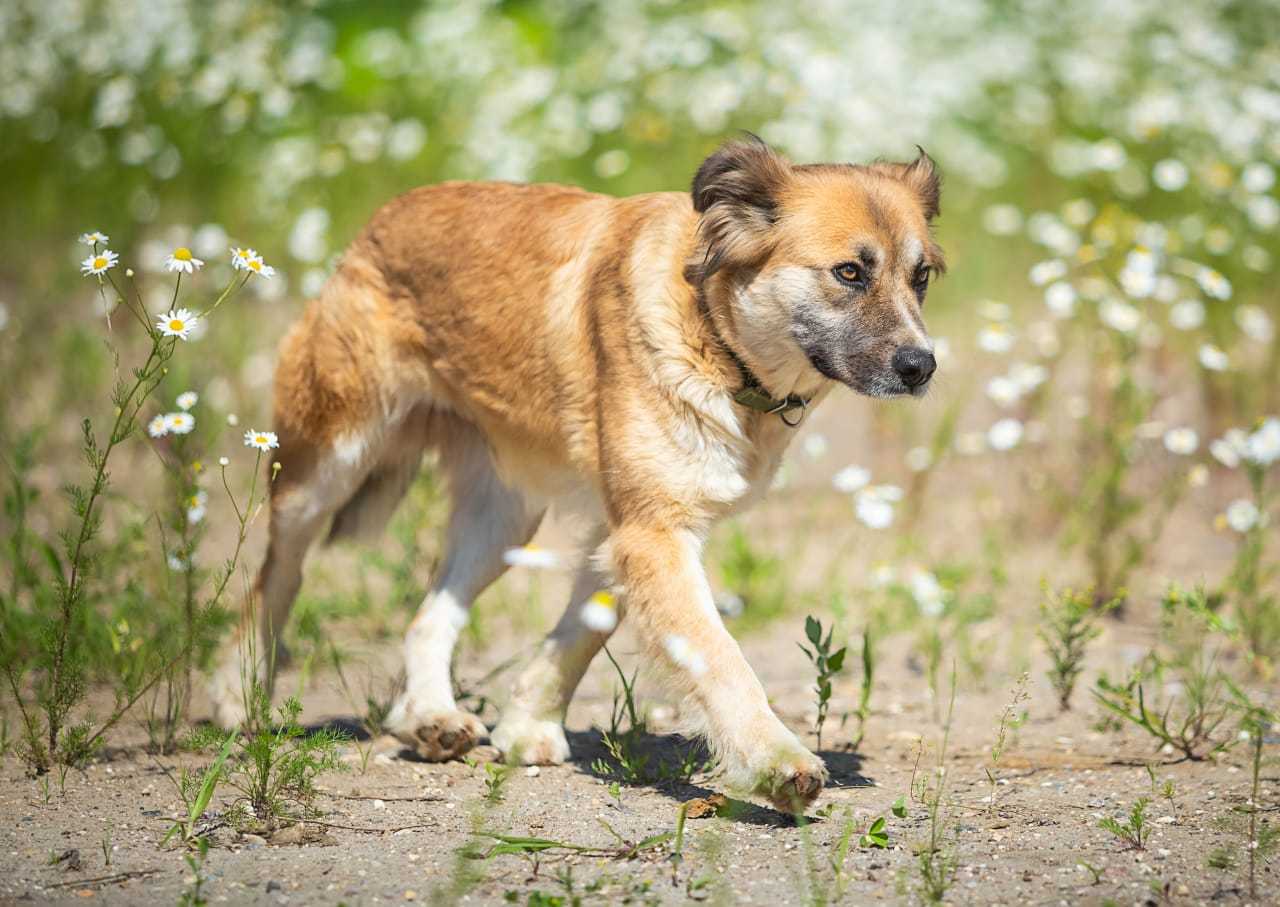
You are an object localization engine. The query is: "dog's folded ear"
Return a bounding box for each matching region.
[691,134,791,278]
[867,148,941,221]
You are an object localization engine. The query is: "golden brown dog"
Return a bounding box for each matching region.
[210,136,943,811]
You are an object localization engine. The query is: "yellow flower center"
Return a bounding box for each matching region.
[93,257,106,269]
[169,319,184,331]
[173,247,193,261]
[256,435,268,445]
[248,259,262,271]
[590,591,615,609]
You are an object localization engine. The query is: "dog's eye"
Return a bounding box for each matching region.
[912,266,931,294]
[832,262,863,287]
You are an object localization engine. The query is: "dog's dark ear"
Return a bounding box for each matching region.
[691,135,790,277]
[868,148,941,221]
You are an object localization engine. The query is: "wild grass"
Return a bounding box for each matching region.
[1098,797,1151,851]
[908,668,959,904]
[985,672,1029,813]
[590,646,708,786]
[1039,586,1116,711]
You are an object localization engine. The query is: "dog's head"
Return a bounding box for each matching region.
[690,135,945,399]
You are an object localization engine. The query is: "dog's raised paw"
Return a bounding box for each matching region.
[756,752,828,814]
[388,707,486,762]
[490,714,570,765]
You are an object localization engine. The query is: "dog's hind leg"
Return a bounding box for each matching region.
[491,529,615,764]
[208,437,374,728]
[386,423,545,761]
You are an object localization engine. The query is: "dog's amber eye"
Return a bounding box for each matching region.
[832,262,863,286]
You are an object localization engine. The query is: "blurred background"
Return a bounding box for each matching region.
[2,0,1279,716]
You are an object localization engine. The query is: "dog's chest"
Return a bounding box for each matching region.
[664,407,792,517]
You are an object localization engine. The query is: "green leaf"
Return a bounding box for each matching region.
[859,815,889,848]
[805,615,822,646]
[827,647,847,673]
[892,795,907,818]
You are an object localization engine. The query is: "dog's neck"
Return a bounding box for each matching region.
[686,266,824,420]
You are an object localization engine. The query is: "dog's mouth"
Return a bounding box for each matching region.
[852,372,929,400]
[803,348,930,399]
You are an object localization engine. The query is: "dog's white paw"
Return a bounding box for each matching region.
[387,698,486,762]
[490,713,570,765]
[751,748,828,814]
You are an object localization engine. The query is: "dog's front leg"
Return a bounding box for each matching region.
[609,522,826,813]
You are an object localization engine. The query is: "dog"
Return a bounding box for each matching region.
[210,135,943,812]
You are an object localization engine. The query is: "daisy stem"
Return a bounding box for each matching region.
[80,448,260,759]
[170,271,183,318]
[49,335,174,755]
[100,271,153,336]
[201,273,251,320]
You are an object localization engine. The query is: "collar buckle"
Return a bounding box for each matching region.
[733,386,810,427]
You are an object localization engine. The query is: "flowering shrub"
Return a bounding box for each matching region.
[1,234,276,770]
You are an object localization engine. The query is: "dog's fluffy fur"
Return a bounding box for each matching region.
[210,136,943,812]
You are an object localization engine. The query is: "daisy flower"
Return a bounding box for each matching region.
[987,417,1025,451]
[1162,427,1198,456]
[230,247,258,270]
[1225,499,1260,533]
[244,429,279,452]
[1029,259,1068,286]
[908,567,946,617]
[580,590,618,633]
[241,253,276,279]
[165,412,195,435]
[1245,417,1280,466]
[187,490,208,525]
[80,249,119,276]
[977,324,1016,354]
[854,485,903,529]
[176,391,198,411]
[1198,344,1229,372]
[156,308,199,340]
[502,545,561,570]
[832,465,871,493]
[147,414,169,438]
[79,231,110,246]
[164,247,205,274]
[1210,429,1248,468]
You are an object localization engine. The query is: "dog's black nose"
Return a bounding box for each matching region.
[892,346,936,388]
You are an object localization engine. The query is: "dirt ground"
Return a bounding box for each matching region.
[1,615,1274,906]
[1,403,1276,906]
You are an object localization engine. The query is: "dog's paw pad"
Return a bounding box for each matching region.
[490,715,570,765]
[758,754,828,814]
[389,709,486,762]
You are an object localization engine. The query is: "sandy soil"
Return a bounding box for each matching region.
[1,610,1273,906]
[1,401,1275,906]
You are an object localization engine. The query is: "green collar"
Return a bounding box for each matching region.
[696,291,810,425]
[723,347,810,426]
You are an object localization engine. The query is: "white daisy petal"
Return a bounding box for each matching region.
[156,308,199,341]
[164,247,205,274]
[243,429,280,452]
[80,249,119,276]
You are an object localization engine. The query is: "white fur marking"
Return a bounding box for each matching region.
[333,433,367,466]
